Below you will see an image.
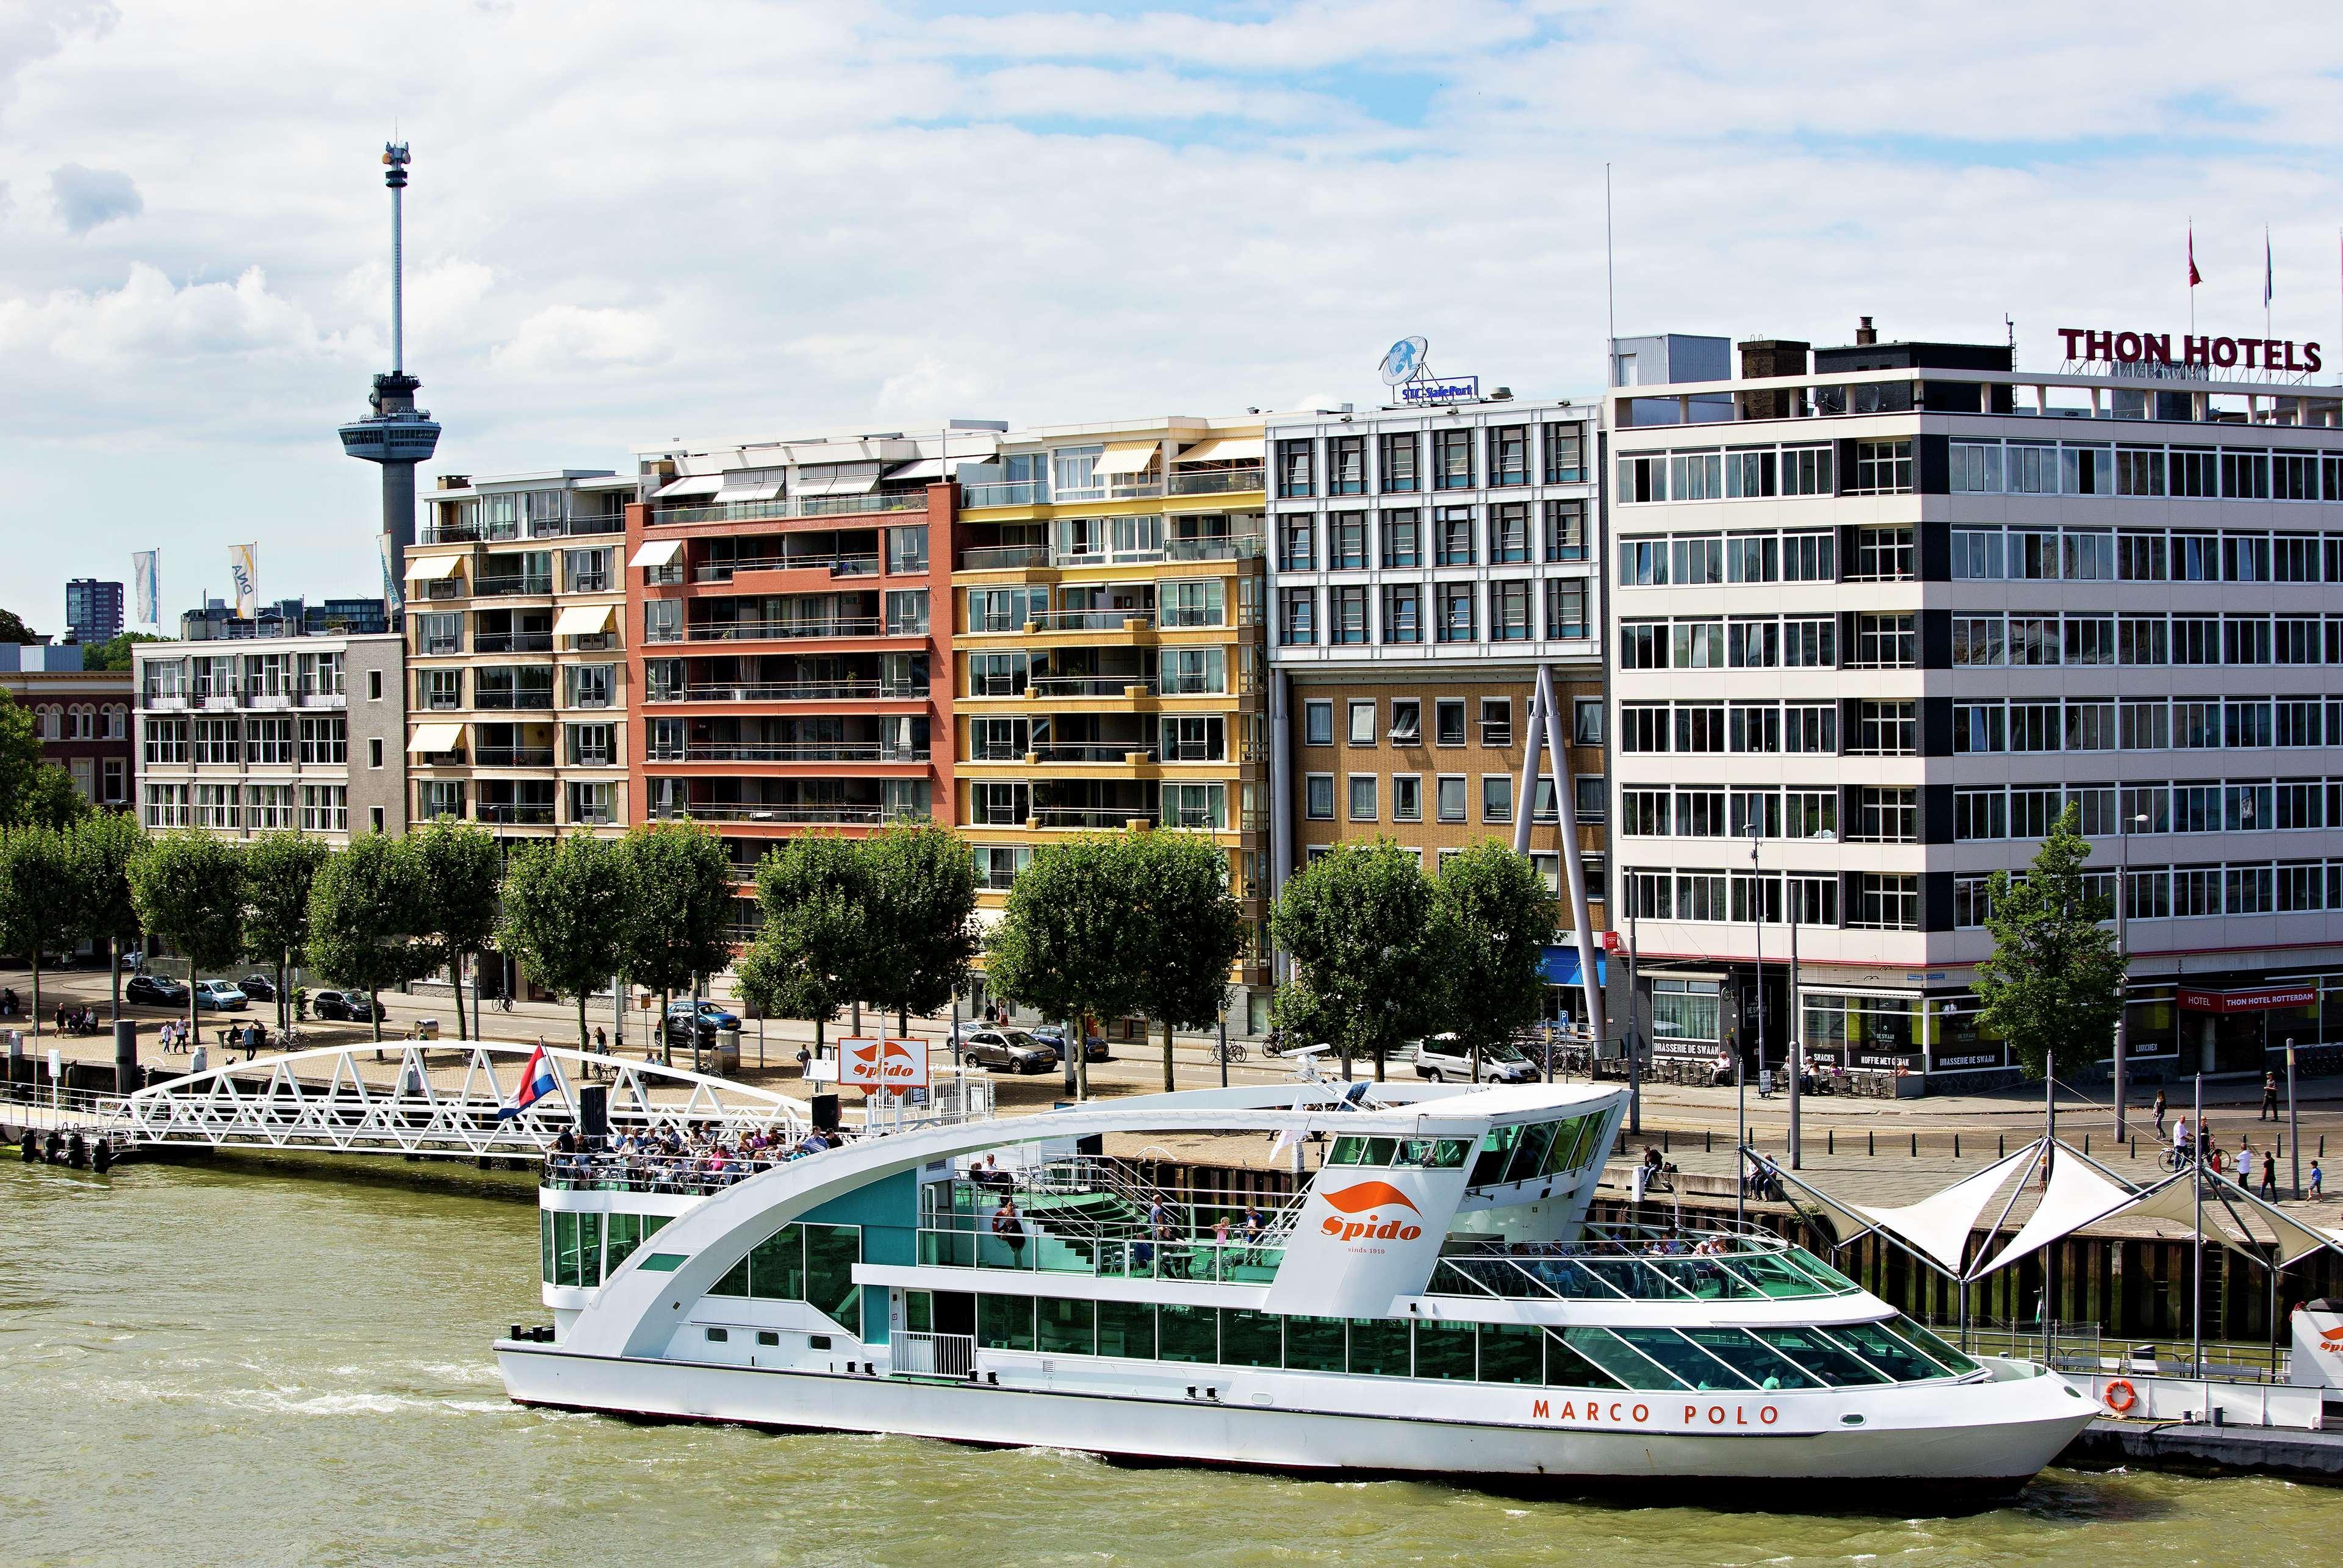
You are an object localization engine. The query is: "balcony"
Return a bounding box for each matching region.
[960,480,1045,509]
[473,690,556,711]
[690,553,879,583]
[1031,807,1159,830]
[472,746,557,767]
[420,512,624,545]
[1054,535,1264,569]
[652,492,931,527]
[682,617,887,642]
[473,575,555,598]
[1028,609,1156,632]
[1168,464,1264,497]
[298,679,345,707]
[647,680,927,703]
[475,632,555,654]
[1032,742,1160,763]
[957,544,1049,571]
[476,803,557,825]
[1026,677,1158,698]
[652,802,902,825]
[651,742,930,764]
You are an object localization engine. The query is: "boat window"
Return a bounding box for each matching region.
[1282,1315,1347,1373]
[1824,1320,1949,1383]
[1346,1316,1413,1377]
[1038,1297,1096,1356]
[1326,1135,1371,1166]
[1611,1327,1758,1390]
[1414,1320,1478,1381]
[1544,1115,1600,1176]
[1772,1246,1861,1295]
[1540,1329,1626,1389]
[1220,1309,1283,1368]
[749,1225,806,1301]
[705,1327,728,1343]
[1159,1303,1218,1364]
[1477,1323,1546,1386]
[1880,1315,1979,1376]
[1468,1124,1522,1187]
[605,1213,642,1273]
[804,1224,864,1339]
[1558,1326,1686,1390]
[1098,1299,1156,1359]
[1500,1121,1559,1185]
[710,1251,751,1298]
[1398,1137,1470,1168]
[1749,1326,1888,1386]
[1361,1137,1400,1166]
[977,1292,1035,1352]
[1677,1326,1823,1390]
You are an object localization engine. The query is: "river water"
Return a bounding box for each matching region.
[1,1159,2328,1567]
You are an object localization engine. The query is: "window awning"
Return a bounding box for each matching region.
[652,473,724,500]
[403,553,465,582]
[711,481,783,505]
[553,605,616,637]
[1175,435,1264,464]
[1093,441,1162,477]
[628,538,683,567]
[408,723,466,754]
[882,457,949,484]
[794,462,882,498]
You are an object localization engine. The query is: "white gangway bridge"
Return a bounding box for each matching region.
[2,1041,992,1163]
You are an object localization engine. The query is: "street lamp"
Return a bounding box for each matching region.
[1741,822,1762,1227]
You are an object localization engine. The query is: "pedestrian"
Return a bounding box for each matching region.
[2153,1089,2167,1138]
[2260,1152,2278,1201]
[594,1026,608,1057]
[991,1196,1026,1266]
[2311,1160,2323,1199]
[2262,1071,2281,1122]
[2237,1140,2256,1191]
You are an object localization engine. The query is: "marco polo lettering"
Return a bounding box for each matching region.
[2057,326,2323,374]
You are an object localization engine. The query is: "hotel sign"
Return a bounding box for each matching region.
[2057,328,2323,374]
[2176,986,2317,1014]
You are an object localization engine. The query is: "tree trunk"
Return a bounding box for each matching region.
[450,955,463,1042]
[660,987,672,1067]
[369,989,382,1043]
[576,994,591,1055]
[277,955,288,1034]
[1374,1045,1386,1083]
[30,953,41,1039]
[1074,1015,1089,1101]
[1162,1017,1175,1094]
[110,937,122,1023]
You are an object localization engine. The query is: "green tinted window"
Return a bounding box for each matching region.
[1563,1326,1686,1390]
[553,1211,582,1287]
[1882,1315,1978,1376]
[1469,1124,1522,1187]
[977,1293,1033,1351]
[749,1225,804,1301]
[1361,1137,1399,1166]
[1220,1309,1283,1367]
[605,1214,642,1273]
[1751,1326,1887,1386]
[1414,1320,1477,1380]
[1542,1116,1592,1176]
[1400,1138,1471,1169]
[904,1290,932,1334]
[1477,1323,1545,1385]
[1825,1321,1944,1383]
[1327,1135,1370,1166]
[1283,1315,1347,1372]
[1679,1326,1821,1390]
[578,1213,602,1286]
[710,1252,751,1298]
[804,1224,862,1337]
[1159,1303,1218,1364]
[540,1211,555,1282]
[1614,1327,1755,1390]
[1097,1300,1156,1359]
[1347,1317,1411,1377]
[1542,1329,1624,1389]
[1038,1297,1096,1356]
[1501,1123,1558,1185]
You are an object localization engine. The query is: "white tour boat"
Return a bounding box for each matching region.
[498,1081,2096,1497]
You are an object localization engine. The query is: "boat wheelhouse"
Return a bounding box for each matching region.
[500,1081,2095,1493]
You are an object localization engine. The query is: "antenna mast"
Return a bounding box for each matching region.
[384,142,410,376]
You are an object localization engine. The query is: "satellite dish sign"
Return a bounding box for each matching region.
[1379,336,1429,387]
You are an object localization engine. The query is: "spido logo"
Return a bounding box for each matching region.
[844,1040,924,1085]
[1318,1181,1425,1243]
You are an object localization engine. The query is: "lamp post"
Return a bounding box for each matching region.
[1625,915,1641,1135]
[1740,824,1762,1226]
[1788,906,1802,1170]
[2112,809,2149,1142]
[2287,1035,2301,1198]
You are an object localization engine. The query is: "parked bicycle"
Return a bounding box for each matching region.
[1215,1039,1249,1064]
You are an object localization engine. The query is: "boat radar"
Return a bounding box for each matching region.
[337,140,441,591]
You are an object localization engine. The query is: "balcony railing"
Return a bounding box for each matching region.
[1030,807,1158,830]
[472,746,557,767]
[475,633,555,653]
[652,742,929,764]
[1030,742,1159,763]
[1028,610,1156,631]
[475,803,557,825]
[1052,480,1164,503]
[420,512,624,545]
[1025,677,1157,698]
[956,544,1049,571]
[647,681,928,703]
[683,617,886,642]
[472,691,557,711]
[1168,465,1264,496]
[473,575,555,597]
[652,802,896,825]
[652,491,930,527]
[690,553,879,583]
[1052,536,1264,569]
[959,481,1045,509]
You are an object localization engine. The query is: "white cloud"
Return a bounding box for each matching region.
[0,261,344,369]
[48,162,140,232]
[490,303,669,376]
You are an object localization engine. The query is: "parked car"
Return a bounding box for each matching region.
[958,1029,1055,1074]
[1413,1034,1537,1084]
[192,980,249,1012]
[312,989,377,1022]
[1028,1024,1108,1063]
[126,974,189,1007]
[237,973,277,1001]
[667,1001,738,1034]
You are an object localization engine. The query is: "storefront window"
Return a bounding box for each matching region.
[1804,993,1920,1071]
[1649,979,1721,1057]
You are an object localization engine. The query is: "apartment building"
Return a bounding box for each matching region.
[0,641,132,810]
[1608,319,2343,1091]
[625,428,973,937]
[405,470,635,838]
[951,415,1273,1028]
[134,630,406,845]
[64,578,124,642]
[1264,393,1609,1021]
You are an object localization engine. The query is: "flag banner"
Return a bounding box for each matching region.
[2264,229,2273,307]
[378,531,404,613]
[2188,225,2202,288]
[229,543,259,618]
[131,550,160,628]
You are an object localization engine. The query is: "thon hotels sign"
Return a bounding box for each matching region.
[2058,327,2323,374]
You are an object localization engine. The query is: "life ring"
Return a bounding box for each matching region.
[2103,1379,2138,1414]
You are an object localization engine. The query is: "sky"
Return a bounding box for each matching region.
[4,0,2342,623]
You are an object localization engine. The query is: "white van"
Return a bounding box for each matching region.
[1411,1034,1537,1084]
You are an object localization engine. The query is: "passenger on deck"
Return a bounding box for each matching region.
[797,1129,831,1156]
[1240,1206,1267,1245]
[992,1196,1026,1265]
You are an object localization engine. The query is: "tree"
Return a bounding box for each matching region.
[1270,841,1453,1081]
[0,825,85,1037]
[242,832,329,1032]
[985,834,1146,1099]
[81,632,165,673]
[1127,830,1243,1093]
[497,833,629,1054]
[1973,804,2124,1082]
[739,835,870,1064]
[862,821,978,1037]
[1433,841,1557,1080]
[412,818,505,1041]
[0,609,37,644]
[0,688,88,830]
[306,833,433,1045]
[616,821,738,1065]
[128,829,248,1041]
[69,810,146,1020]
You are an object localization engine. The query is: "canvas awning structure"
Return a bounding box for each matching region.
[1093,440,1164,476]
[1774,1145,2039,1276]
[403,553,465,582]
[711,479,783,505]
[652,473,724,500]
[793,462,882,498]
[628,538,682,568]
[553,604,616,638]
[1175,435,1264,464]
[408,723,466,754]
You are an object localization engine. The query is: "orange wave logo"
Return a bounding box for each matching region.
[1321,1181,1419,1215]
[2320,1326,2343,1347]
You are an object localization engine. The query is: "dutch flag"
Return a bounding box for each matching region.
[501,1043,558,1120]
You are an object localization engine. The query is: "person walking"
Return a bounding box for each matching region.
[2237,1140,2256,1192]
[2260,1149,2279,1200]
[991,1196,1026,1268]
[2262,1071,2281,1122]
[2153,1088,2168,1138]
[2310,1159,2323,1200]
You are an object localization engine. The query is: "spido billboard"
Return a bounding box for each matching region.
[837,1037,930,1092]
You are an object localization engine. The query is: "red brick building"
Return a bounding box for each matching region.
[0,646,133,811]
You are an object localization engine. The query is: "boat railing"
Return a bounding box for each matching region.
[1428,1239,1862,1304]
[542,1144,843,1196]
[890,1329,976,1380]
[915,1226,1283,1284]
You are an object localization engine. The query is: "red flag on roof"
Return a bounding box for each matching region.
[2189,225,2203,288]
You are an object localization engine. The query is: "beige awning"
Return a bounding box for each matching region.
[628,538,683,567]
[553,604,616,637]
[408,723,466,754]
[404,553,465,582]
[794,462,882,498]
[652,473,723,500]
[1175,435,1264,464]
[1094,441,1162,477]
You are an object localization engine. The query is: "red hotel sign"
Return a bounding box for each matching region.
[2177,987,2316,1015]
[2058,328,2323,373]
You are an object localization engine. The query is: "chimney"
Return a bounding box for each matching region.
[1855,316,1879,347]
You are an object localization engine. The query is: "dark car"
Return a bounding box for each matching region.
[126,974,189,1007]
[237,973,277,1001]
[667,1001,738,1034]
[313,989,377,1022]
[1028,1024,1107,1063]
[959,1029,1055,1074]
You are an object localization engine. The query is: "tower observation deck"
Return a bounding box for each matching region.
[338,142,441,591]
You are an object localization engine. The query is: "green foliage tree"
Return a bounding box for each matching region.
[0,825,85,1037]
[984,834,1146,1099]
[128,829,247,1041]
[69,810,146,1019]
[0,688,88,830]
[738,835,871,1064]
[80,632,165,672]
[306,833,433,1045]
[411,818,506,1041]
[616,820,739,1064]
[862,821,978,1037]
[241,832,329,1031]
[1433,840,1558,1079]
[1127,830,1243,1093]
[0,609,37,644]
[497,833,630,1054]
[1974,804,2125,1082]
[1270,840,1453,1081]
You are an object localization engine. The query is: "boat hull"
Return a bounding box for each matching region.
[496,1342,2095,1494]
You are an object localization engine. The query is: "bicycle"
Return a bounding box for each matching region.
[1215,1040,1249,1065]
